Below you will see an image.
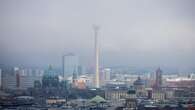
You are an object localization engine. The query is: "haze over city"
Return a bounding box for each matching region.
[0,0,194,72]
[1,0,195,110]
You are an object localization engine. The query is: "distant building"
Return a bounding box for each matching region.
[75,80,86,89]
[63,53,79,78]
[19,70,43,89]
[165,77,195,88]
[174,89,195,99]
[103,68,111,81]
[77,65,83,75]
[2,67,18,90]
[46,98,66,105]
[154,68,162,89]
[45,65,56,76]
[69,73,94,89]
[146,88,153,99]
[72,69,77,88]
[165,90,174,99]
[127,87,136,99]
[42,65,59,88]
[99,68,111,87]
[78,74,94,88]
[125,99,137,109]
[105,83,128,101]
[2,67,43,90]
[152,90,165,101]
[133,77,147,97]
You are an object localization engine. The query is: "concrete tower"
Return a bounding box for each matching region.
[93,25,100,88]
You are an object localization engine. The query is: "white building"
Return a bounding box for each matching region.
[79,74,94,87]
[99,68,111,86]
[103,68,111,81]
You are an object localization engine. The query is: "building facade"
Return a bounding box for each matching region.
[99,68,111,87]
[133,77,147,97]
[2,67,43,90]
[105,83,128,101]
[63,53,79,78]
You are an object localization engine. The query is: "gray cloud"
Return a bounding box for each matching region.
[0,0,194,71]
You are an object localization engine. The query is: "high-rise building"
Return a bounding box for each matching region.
[2,67,18,90]
[77,65,83,75]
[155,67,162,89]
[62,53,79,78]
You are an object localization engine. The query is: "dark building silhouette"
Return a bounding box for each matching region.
[154,67,162,89]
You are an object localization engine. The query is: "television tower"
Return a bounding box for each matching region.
[93,25,100,88]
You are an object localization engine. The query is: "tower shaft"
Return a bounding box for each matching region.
[94,25,100,88]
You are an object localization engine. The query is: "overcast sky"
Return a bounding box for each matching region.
[0,0,194,72]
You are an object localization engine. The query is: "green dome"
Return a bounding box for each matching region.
[90,95,106,103]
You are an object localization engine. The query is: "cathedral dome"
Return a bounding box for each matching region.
[133,77,145,86]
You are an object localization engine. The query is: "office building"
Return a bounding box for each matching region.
[62,53,79,78]
[2,67,18,90]
[77,65,83,75]
[19,69,43,89]
[2,67,43,90]
[154,68,162,89]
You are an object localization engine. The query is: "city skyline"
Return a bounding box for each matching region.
[0,1,195,109]
[0,0,194,72]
